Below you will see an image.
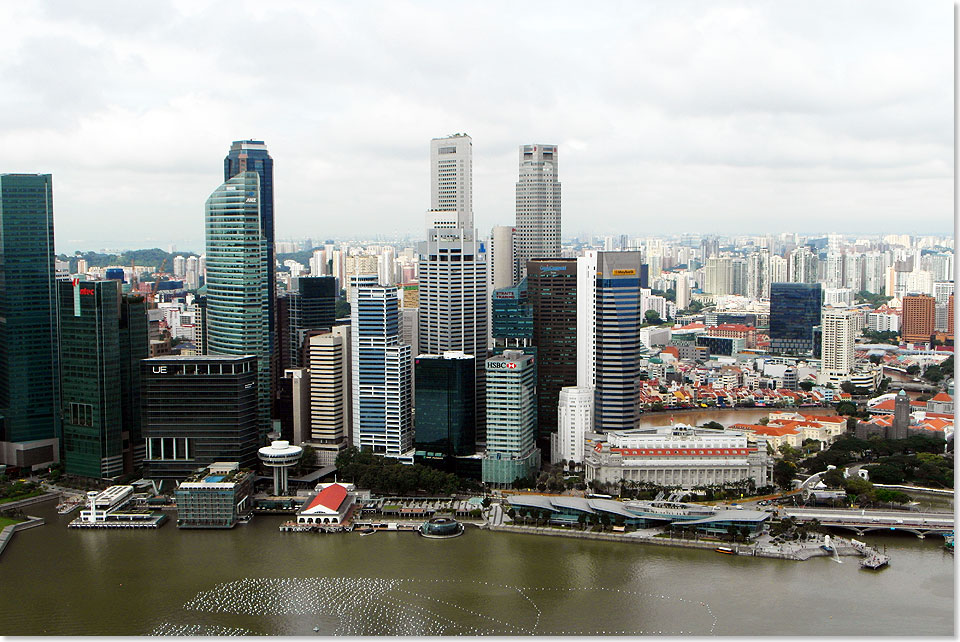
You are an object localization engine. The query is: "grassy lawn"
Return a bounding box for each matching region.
[0,489,45,505]
[0,516,25,529]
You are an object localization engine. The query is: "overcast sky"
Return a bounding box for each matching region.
[0,1,952,254]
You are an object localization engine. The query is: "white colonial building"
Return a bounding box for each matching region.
[584,424,772,490]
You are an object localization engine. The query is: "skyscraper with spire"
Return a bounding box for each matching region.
[419,134,488,445]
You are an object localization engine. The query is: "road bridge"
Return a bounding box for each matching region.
[782,507,953,539]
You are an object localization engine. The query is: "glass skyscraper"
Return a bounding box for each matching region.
[527,258,577,454]
[58,280,150,479]
[224,140,277,415]
[769,282,823,354]
[577,250,643,432]
[0,174,60,469]
[515,144,561,280]
[414,352,476,458]
[351,276,413,458]
[205,171,272,435]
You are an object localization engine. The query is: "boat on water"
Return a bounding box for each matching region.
[359,527,375,536]
[860,555,889,570]
[715,546,735,555]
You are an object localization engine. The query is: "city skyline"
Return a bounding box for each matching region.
[0,1,951,254]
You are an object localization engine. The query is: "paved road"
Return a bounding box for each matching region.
[783,507,953,528]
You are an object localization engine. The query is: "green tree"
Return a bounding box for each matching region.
[798,380,814,392]
[644,310,664,325]
[773,460,797,489]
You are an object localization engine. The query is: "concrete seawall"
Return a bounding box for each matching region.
[0,492,61,511]
[0,517,45,559]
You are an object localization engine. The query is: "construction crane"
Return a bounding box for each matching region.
[147,258,168,305]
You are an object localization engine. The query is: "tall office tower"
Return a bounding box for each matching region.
[489,225,517,290]
[901,294,936,345]
[0,174,60,469]
[118,293,149,471]
[400,308,419,358]
[142,355,259,481]
[819,307,856,388]
[789,246,818,283]
[205,171,272,436]
[491,278,533,350]
[414,351,476,458]
[700,237,720,260]
[351,277,413,457]
[514,144,561,280]
[280,276,337,369]
[224,140,276,356]
[420,136,488,444]
[577,250,643,432]
[58,280,149,478]
[172,255,187,278]
[430,133,473,220]
[552,386,593,465]
[527,258,578,455]
[481,350,539,486]
[769,283,822,354]
[769,255,788,286]
[675,271,691,310]
[305,326,351,466]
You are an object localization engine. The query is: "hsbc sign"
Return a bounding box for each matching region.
[488,361,518,370]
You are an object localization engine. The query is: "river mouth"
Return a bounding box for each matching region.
[0,497,952,636]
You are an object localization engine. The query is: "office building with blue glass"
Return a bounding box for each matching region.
[351,276,413,458]
[482,350,539,485]
[769,283,822,355]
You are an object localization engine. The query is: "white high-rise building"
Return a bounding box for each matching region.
[489,225,516,291]
[553,386,593,465]
[420,138,488,443]
[823,288,855,307]
[430,134,472,223]
[515,144,561,281]
[172,255,186,278]
[789,246,818,283]
[675,272,691,310]
[769,255,788,286]
[819,307,856,387]
[823,252,845,289]
[306,326,351,466]
[309,249,326,276]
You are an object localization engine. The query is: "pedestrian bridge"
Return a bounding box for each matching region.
[784,508,953,539]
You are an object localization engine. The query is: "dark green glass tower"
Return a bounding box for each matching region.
[0,174,60,469]
[414,353,476,457]
[58,280,123,478]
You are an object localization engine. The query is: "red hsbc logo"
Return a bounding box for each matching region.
[488,361,518,370]
[71,278,79,287]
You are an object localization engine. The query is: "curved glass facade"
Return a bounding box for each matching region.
[205,172,271,434]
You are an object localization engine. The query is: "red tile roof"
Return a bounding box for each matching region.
[930,392,953,402]
[303,483,347,513]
